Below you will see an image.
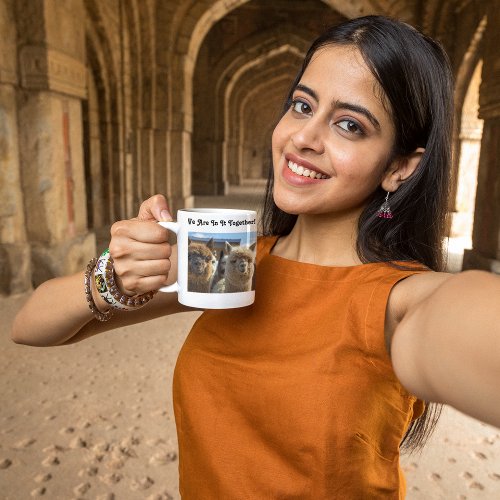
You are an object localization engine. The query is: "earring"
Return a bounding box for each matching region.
[377,192,393,219]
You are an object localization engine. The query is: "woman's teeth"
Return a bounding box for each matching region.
[287,161,329,179]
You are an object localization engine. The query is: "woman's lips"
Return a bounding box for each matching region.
[287,159,329,179]
[281,158,330,186]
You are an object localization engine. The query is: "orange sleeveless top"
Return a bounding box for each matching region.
[173,236,426,499]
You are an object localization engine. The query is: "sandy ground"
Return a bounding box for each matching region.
[1,294,500,500]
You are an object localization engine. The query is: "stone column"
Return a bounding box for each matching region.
[463,3,500,274]
[15,0,95,287]
[166,55,195,211]
[0,0,31,294]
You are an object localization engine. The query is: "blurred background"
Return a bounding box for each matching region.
[1,0,499,293]
[1,1,500,499]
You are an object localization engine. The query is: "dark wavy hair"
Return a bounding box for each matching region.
[261,16,454,452]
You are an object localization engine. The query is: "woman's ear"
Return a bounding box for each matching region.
[381,147,425,192]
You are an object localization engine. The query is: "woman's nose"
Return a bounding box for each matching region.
[291,119,325,154]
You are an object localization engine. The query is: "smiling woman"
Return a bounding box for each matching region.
[11,15,500,500]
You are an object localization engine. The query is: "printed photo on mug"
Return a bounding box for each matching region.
[187,232,257,294]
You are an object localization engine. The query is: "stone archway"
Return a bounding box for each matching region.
[448,61,484,271]
[227,57,302,186]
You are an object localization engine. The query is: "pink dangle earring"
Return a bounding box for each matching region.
[377,192,393,219]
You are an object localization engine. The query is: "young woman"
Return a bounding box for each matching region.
[12,15,500,499]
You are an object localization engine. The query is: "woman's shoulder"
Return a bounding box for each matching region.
[387,271,452,330]
[392,270,453,309]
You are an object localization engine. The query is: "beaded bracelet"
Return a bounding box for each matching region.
[94,249,156,311]
[84,258,114,322]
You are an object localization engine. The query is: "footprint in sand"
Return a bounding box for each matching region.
[149,451,177,466]
[93,442,111,454]
[146,438,167,447]
[73,482,91,495]
[30,487,46,497]
[130,476,154,491]
[430,473,442,481]
[121,436,141,447]
[146,492,174,500]
[13,437,36,448]
[106,457,125,470]
[489,473,500,481]
[41,455,60,467]
[69,436,87,449]
[59,426,75,435]
[0,458,12,469]
[96,494,115,500]
[461,471,474,480]
[78,466,98,477]
[471,451,487,460]
[100,472,123,485]
[468,481,485,490]
[34,473,52,483]
[150,409,168,418]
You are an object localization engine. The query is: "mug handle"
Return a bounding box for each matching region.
[157,221,180,293]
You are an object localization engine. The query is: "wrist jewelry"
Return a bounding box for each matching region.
[94,249,156,310]
[84,258,114,322]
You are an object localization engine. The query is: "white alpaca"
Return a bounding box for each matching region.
[210,249,227,293]
[213,242,256,293]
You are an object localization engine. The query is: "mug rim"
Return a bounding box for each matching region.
[179,208,256,215]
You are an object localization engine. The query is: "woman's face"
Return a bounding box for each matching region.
[272,44,397,217]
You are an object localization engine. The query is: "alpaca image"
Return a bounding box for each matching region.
[187,238,217,293]
[213,242,256,293]
[210,249,228,293]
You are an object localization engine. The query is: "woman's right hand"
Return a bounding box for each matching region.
[109,194,175,296]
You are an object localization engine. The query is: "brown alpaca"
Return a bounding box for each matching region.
[187,238,216,293]
[215,242,256,293]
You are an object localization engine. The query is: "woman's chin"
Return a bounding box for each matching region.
[272,193,300,215]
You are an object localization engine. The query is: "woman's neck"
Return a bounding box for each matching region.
[272,211,363,267]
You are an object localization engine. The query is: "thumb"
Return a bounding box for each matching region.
[136,194,173,222]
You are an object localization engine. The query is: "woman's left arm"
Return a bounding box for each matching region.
[390,270,500,428]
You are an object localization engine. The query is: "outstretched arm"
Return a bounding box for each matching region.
[11,195,187,347]
[390,270,500,428]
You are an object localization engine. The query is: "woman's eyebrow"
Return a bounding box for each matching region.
[294,83,381,131]
[333,101,381,130]
[295,83,319,101]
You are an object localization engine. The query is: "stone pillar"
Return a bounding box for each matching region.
[0,0,32,294]
[463,3,500,274]
[15,0,95,287]
[167,55,195,211]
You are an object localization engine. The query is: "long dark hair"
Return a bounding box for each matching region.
[261,16,454,452]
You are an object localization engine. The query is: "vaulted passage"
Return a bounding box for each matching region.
[0,0,499,294]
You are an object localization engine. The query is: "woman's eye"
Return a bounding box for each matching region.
[336,119,363,135]
[291,100,312,115]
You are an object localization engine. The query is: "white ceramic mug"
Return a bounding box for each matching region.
[158,208,257,309]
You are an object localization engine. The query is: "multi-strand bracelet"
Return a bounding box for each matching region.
[84,249,157,321]
[84,258,114,322]
[94,249,157,311]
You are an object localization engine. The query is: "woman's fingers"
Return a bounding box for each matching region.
[107,195,176,296]
[110,220,169,247]
[114,259,172,295]
[136,194,173,222]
